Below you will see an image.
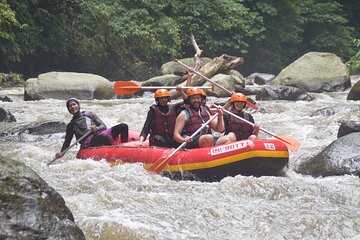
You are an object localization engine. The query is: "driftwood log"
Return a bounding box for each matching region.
[182,35,244,87]
[190,54,244,86]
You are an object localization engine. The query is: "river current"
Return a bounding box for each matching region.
[0,79,359,240]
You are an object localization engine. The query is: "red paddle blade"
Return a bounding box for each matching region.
[147,156,170,173]
[275,135,301,152]
[114,81,141,95]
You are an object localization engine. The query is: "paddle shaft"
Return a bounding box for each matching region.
[213,104,293,145]
[171,112,219,158]
[47,130,92,166]
[122,86,213,90]
[149,113,219,173]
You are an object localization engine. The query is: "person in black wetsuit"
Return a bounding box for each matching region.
[54,98,128,159]
[138,88,185,148]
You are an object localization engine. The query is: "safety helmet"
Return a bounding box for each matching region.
[186,87,203,97]
[230,93,247,103]
[66,98,80,113]
[154,89,170,99]
[200,89,207,98]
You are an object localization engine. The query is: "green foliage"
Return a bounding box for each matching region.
[346,39,360,74]
[0,0,359,79]
[65,0,181,80]
[171,0,264,56]
[299,0,354,59]
[0,72,24,87]
[0,0,22,64]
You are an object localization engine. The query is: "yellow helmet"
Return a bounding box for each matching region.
[154,89,170,99]
[186,87,203,97]
[230,93,247,103]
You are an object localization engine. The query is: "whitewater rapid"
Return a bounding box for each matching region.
[0,83,359,239]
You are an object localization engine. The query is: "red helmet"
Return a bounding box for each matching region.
[154,89,170,99]
[230,93,247,103]
[186,87,203,97]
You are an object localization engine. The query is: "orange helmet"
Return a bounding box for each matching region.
[154,89,170,99]
[230,93,247,103]
[200,89,207,98]
[186,87,203,97]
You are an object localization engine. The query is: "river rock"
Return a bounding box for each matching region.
[255,85,314,101]
[0,107,16,122]
[0,155,85,239]
[310,105,360,117]
[0,121,66,142]
[295,132,360,177]
[24,72,114,101]
[272,52,351,92]
[347,78,360,100]
[337,121,360,138]
[0,95,12,102]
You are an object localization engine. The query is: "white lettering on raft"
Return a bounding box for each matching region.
[210,141,248,156]
[264,143,276,150]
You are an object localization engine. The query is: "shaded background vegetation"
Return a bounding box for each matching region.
[0,0,359,81]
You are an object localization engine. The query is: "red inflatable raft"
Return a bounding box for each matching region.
[77,131,289,182]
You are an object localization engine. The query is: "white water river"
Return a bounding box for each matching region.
[0,80,360,239]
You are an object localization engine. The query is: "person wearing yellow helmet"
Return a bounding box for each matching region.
[55,98,129,159]
[173,87,224,149]
[138,87,186,148]
[216,93,259,145]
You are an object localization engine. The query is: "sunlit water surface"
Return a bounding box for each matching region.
[1,83,360,239]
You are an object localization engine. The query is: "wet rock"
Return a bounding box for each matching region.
[338,121,360,138]
[311,105,360,117]
[347,78,360,100]
[295,132,360,177]
[27,121,66,135]
[0,107,16,122]
[255,85,314,101]
[0,155,85,239]
[0,121,66,142]
[0,95,12,102]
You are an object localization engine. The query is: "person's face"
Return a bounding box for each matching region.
[68,101,80,114]
[158,97,169,106]
[233,101,245,111]
[189,94,202,109]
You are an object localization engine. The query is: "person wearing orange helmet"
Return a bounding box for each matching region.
[216,93,259,145]
[173,87,224,149]
[55,98,129,159]
[138,88,185,147]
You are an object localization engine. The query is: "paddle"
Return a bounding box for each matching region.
[47,130,93,166]
[174,59,258,111]
[213,104,300,151]
[147,112,220,173]
[114,81,214,95]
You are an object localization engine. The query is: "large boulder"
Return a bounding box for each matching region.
[203,74,236,97]
[0,155,85,239]
[24,72,114,101]
[272,52,351,92]
[295,132,360,177]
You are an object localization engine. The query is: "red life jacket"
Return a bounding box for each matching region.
[225,111,253,140]
[149,104,177,145]
[183,105,210,136]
